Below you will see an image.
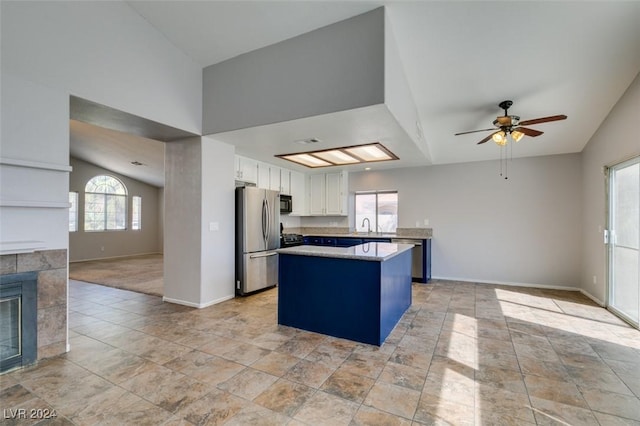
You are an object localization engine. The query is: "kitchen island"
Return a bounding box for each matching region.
[277,242,413,345]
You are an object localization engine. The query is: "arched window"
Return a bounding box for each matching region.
[84,175,127,231]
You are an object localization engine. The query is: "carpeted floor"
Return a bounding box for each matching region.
[69,253,163,296]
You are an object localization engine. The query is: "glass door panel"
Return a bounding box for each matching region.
[608,157,640,326]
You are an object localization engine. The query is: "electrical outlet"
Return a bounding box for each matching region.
[209,222,219,231]
[424,218,429,226]
[416,221,420,227]
[593,275,597,284]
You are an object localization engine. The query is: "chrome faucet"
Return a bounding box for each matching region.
[361,218,371,233]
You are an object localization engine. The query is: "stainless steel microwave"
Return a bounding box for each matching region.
[280,194,292,213]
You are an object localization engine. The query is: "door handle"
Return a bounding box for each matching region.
[250,252,278,259]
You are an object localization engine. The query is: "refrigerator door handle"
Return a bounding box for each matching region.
[261,199,267,243]
[250,252,278,259]
[266,197,271,242]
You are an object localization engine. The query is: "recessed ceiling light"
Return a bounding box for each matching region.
[365,167,371,171]
[276,142,398,169]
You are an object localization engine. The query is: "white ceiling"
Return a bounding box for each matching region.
[72,1,640,186]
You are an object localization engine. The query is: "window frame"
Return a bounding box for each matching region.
[131,195,142,231]
[69,191,79,232]
[354,190,398,233]
[83,175,128,232]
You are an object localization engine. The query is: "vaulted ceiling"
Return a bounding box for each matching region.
[71,1,640,186]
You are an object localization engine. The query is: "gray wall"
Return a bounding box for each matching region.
[581,72,640,303]
[69,157,162,262]
[203,7,385,134]
[163,137,237,307]
[164,138,203,305]
[349,154,583,288]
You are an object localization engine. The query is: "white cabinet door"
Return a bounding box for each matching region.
[241,156,257,184]
[325,172,347,215]
[234,155,257,184]
[234,156,242,180]
[257,162,270,189]
[269,166,281,192]
[289,170,306,214]
[280,169,291,195]
[308,174,326,215]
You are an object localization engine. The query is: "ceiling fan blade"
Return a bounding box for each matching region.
[514,127,543,137]
[477,132,497,145]
[518,115,567,126]
[455,128,495,136]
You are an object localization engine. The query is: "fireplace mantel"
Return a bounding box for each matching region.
[0,241,46,255]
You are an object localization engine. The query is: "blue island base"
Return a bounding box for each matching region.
[278,250,412,346]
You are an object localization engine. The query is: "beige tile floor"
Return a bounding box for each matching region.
[2,279,640,425]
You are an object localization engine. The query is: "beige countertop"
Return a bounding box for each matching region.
[301,232,431,240]
[283,227,432,240]
[277,242,414,261]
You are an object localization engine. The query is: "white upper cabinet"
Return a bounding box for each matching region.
[308,174,326,215]
[289,170,306,215]
[234,155,257,184]
[269,166,281,192]
[280,169,291,195]
[257,161,270,189]
[308,171,348,216]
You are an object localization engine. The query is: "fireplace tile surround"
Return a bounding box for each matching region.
[0,249,67,369]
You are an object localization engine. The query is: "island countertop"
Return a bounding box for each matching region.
[276,242,414,262]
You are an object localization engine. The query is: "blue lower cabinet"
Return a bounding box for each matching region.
[336,238,362,247]
[278,251,412,346]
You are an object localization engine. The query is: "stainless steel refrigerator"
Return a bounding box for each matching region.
[235,186,280,295]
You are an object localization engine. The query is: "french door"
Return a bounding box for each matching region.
[607,156,640,327]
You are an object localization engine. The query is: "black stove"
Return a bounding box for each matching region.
[280,233,304,248]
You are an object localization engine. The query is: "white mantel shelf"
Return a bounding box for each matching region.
[0,157,72,173]
[0,241,46,255]
[0,200,70,209]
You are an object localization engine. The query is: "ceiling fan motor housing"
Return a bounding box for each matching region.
[493,115,520,128]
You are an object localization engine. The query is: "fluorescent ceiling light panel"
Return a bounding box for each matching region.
[313,149,360,164]
[282,153,332,168]
[344,145,393,161]
[277,143,398,169]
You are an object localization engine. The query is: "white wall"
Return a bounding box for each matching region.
[1,1,202,133]
[350,154,583,288]
[68,158,162,262]
[581,72,640,303]
[163,137,236,307]
[201,138,236,304]
[1,1,202,252]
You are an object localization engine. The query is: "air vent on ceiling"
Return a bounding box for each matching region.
[295,138,322,145]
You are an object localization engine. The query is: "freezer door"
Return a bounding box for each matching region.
[239,251,278,294]
[265,190,280,251]
[237,187,281,253]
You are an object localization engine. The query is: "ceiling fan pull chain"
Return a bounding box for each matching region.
[506,142,510,179]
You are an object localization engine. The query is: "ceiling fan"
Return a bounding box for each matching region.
[454,100,567,145]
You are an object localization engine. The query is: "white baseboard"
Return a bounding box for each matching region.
[163,294,234,309]
[430,275,581,292]
[69,252,162,263]
[579,289,605,306]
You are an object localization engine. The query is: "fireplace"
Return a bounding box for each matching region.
[0,272,37,373]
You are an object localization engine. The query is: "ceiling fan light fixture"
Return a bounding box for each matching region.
[492,131,507,146]
[511,130,524,142]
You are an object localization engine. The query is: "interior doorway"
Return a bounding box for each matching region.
[607,156,640,327]
[68,96,198,297]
